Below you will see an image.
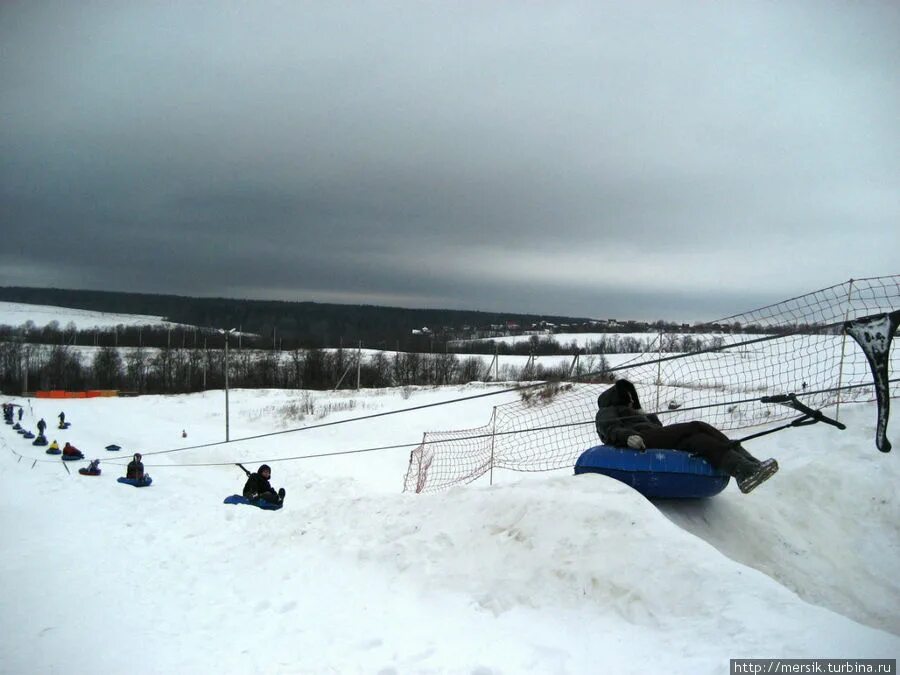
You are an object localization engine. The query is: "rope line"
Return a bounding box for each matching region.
[4,372,894,473]
[134,384,539,458]
[103,379,896,469]
[0,433,74,465]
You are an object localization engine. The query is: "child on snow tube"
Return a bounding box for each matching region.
[123,453,151,486]
[80,459,101,476]
[126,453,144,480]
[243,464,286,506]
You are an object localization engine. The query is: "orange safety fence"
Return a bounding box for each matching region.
[35,390,120,399]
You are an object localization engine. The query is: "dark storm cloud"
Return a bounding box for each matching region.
[2,1,898,321]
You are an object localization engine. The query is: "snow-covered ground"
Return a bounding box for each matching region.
[0,301,178,330]
[0,387,897,673]
[455,331,751,348]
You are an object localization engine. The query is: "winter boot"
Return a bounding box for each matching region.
[278,487,286,502]
[719,450,777,494]
[735,458,779,494]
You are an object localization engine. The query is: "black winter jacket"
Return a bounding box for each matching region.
[595,379,663,446]
[243,473,274,499]
[126,460,144,480]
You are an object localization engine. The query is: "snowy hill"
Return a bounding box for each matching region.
[0,387,897,673]
[0,300,178,330]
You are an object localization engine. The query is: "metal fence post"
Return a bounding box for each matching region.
[834,278,855,422]
[489,407,497,486]
[655,330,663,410]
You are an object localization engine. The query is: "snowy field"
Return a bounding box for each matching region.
[0,386,897,674]
[0,301,178,330]
[456,332,755,349]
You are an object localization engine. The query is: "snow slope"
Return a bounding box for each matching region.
[0,301,177,330]
[0,388,897,674]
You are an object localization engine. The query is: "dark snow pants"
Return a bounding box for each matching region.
[257,490,282,505]
[638,421,757,468]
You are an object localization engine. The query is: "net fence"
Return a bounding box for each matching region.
[404,276,900,493]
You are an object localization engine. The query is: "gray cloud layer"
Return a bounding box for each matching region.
[2,1,898,321]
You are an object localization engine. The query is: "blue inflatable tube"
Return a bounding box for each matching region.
[61,454,84,461]
[575,445,730,499]
[118,476,153,487]
[223,494,283,511]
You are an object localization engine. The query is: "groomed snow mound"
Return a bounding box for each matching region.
[0,389,897,674]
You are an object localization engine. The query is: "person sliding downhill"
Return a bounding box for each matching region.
[126,453,145,480]
[595,379,778,494]
[243,464,285,506]
[62,442,83,458]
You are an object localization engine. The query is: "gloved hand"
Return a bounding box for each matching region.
[626,434,646,451]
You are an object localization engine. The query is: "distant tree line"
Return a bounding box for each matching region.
[0,288,831,355]
[0,334,612,396]
[0,317,794,362]
[0,286,584,349]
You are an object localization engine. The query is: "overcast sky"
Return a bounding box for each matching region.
[1,1,898,321]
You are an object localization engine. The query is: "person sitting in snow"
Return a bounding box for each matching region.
[126,453,145,480]
[37,418,46,434]
[243,464,285,505]
[595,379,778,494]
[62,441,83,458]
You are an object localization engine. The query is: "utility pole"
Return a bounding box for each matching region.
[225,334,229,441]
[219,328,236,441]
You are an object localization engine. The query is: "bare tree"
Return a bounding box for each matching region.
[92,346,123,388]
